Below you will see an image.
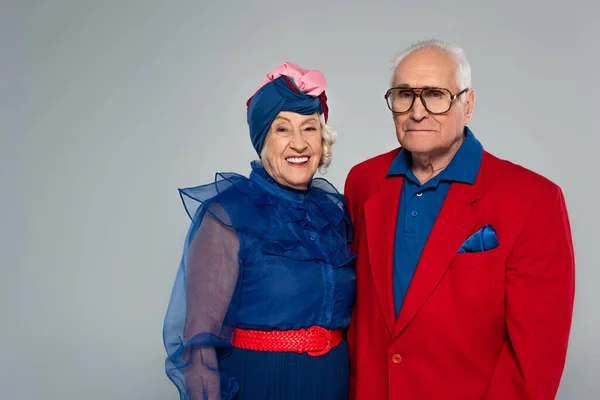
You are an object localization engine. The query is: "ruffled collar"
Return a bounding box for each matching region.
[248,160,311,204]
[238,160,347,230]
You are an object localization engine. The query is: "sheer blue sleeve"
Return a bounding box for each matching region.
[163,202,240,400]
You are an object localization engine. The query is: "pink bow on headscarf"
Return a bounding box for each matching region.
[249,62,328,98]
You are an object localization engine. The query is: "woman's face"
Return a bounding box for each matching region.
[260,111,323,190]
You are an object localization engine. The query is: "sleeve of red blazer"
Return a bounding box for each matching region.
[343,168,361,400]
[485,186,575,400]
[344,166,367,255]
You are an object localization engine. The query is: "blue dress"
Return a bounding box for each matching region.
[163,161,356,400]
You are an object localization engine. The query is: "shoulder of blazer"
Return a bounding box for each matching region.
[479,150,562,198]
[345,147,401,193]
[344,148,401,230]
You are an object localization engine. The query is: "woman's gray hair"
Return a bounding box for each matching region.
[318,113,336,173]
[390,39,472,95]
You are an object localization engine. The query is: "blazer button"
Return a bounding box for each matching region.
[391,354,402,364]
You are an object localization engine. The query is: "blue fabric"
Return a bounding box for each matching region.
[387,127,483,317]
[163,160,355,399]
[247,76,324,154]
[458,224,499,253]
[219,341,349,400]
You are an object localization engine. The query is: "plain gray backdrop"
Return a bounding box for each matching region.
[2,0,598,399]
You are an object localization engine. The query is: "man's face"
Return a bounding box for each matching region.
[390,48,475,157]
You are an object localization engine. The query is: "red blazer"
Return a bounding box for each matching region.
[344,148,575,400]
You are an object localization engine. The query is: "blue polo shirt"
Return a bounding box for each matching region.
[387,127,483,317]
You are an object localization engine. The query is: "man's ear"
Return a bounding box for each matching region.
[463,89,476,124]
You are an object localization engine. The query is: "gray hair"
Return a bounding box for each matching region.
[390,39,472,93]
[318,113,336,173]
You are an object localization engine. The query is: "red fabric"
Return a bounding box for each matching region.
[344,149,575,400]
[318,91,329,122]
[232,326,343,356]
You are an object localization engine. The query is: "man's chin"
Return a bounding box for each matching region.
[399,140,438,154]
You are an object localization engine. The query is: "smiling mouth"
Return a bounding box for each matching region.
[285,156,310,166]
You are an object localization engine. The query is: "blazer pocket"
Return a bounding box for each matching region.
[451,246,503,268]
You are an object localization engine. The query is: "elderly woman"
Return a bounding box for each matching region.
[162,62,356,400]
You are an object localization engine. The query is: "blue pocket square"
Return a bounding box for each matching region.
[458,225,499,253]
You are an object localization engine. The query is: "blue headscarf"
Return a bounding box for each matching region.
[247,75,328,155]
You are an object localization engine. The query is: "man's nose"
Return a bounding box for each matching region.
[410,96,428,121]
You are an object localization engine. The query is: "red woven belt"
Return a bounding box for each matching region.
[232,326,344,357]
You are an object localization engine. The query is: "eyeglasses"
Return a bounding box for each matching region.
[384,87,469,114]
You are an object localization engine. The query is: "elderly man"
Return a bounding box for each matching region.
[344,40,575,400]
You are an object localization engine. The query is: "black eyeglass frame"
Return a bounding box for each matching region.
[384,86,469,114]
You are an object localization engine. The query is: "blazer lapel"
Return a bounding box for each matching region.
[393,180,482,338]
[363,175,404,335]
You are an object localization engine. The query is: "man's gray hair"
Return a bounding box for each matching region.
[390,39,472,92]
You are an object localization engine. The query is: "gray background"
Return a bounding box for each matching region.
[2,0,597,399]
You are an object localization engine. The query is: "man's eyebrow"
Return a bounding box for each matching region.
[393,84,446,90]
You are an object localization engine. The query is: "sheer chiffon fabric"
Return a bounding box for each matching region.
[163,161,355,400]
